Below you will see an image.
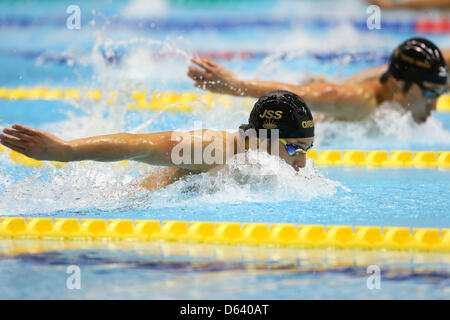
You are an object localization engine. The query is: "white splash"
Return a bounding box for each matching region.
[130,151,348,210]
[315,102,450,149]
[122,0,168,18]
[0,150,347,215]
[0,161,144,215]
[2,22,448,216]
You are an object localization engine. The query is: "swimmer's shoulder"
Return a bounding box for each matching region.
[344,64,388,84]
[332,81,379,120]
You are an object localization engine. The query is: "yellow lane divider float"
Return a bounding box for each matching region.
[309,150,450,167]
[437,94,450,112]
[1,146,448,168]
[0,87,253,112]
[1,87,450,112]
[0,217,449,253]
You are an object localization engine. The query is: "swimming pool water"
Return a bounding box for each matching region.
[0,0,449,299]
[1,241,449,299]
[1,166,449,229]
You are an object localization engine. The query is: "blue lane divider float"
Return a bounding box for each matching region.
[0,16,449,33]
[0,48,390,65]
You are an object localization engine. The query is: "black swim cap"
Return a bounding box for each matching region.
[383,38,448,85]
[244,90,314,138]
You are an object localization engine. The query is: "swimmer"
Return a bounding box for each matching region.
[187,37,448,123]
[345,48,450,89]
[365,0,450,9]
[0,91,315,192]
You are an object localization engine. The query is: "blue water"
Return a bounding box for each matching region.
[1,242,449,299]
[2,167,449,229]
[0,0,449,299]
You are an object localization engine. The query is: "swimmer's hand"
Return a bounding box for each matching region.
[365,0,450,9]
[365,0,396,8]
[187,57,246,95]
[0,124,70,161]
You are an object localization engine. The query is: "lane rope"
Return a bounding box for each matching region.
[1,87,449,112]
[0,217,448,253]
[1,16,449,33]
[0,146,449,168]
[3,48,391,64]
[0,87,254,113]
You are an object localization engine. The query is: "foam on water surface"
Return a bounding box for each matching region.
[1,30,450,217]
[0,150,346,216]
[0,0,449,220]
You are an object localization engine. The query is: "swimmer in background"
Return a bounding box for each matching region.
[343,48,450,89]
[365,0,450,9]
[0,91,315,192]
[187,38,448,123]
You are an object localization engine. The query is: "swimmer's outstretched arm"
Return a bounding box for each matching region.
[0,125,229,171]
[188,57,377,118]
[365,0,450,9]
[1,124,172,164]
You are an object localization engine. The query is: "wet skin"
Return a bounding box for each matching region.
[276,137,314,171]
[188,57,449,123]
[396,81,447,123]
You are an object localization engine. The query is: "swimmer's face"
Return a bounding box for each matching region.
[397,81,446,123]
[277,137,314,172]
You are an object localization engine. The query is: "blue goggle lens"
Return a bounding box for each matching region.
[418,82,445,99]
[285,142,313,156]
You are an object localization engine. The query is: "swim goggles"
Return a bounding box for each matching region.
[417,82,446,99]
[279,138,313,156]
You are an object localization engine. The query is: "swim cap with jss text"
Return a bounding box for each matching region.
[246,90,314,138]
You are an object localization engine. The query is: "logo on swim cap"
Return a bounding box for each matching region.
[439,66,448,78]
[258,110,283,120]
[262,119,278,129]
[245,90,314,138]
[301,120,314,128]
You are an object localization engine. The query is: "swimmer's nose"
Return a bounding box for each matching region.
[292,160,305,171]
[423,103,435,120]
[427,101,436,112]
